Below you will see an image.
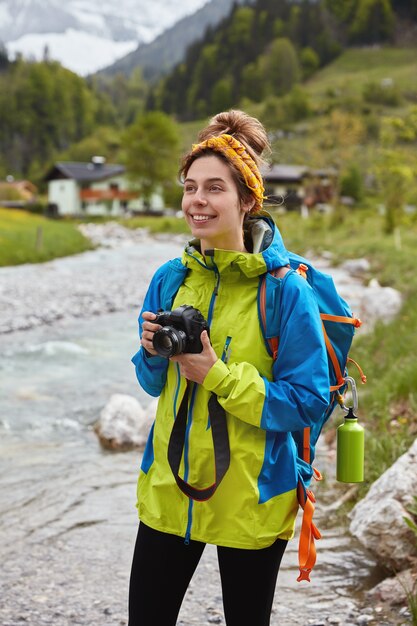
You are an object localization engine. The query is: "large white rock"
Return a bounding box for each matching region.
[94,393,155,451]
[359,279,402,328]
[350,438,417,570]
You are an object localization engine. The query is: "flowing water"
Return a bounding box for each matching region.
[0,239,389,626]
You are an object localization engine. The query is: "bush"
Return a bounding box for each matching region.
[25,202,47,215]
[340,163,364,202]
[363,80,402,107]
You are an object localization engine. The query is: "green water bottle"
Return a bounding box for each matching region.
[336,407,365,483]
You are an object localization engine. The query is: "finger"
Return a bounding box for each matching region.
[142,321,161,333]
[141,339,158,355]
[142,311,157,321]
[201,330,211,349]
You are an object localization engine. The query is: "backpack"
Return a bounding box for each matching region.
[259,252,366,582]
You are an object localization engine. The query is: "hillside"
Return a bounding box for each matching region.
[151,0,417,121]
[266,47,417,171]
[97,0,253,81]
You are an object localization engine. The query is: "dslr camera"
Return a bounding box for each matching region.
[152,305,210,358]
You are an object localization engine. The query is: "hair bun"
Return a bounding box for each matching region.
[198,109,270,166]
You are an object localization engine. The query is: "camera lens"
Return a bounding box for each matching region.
[153,327,187,358]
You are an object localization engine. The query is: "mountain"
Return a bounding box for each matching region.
[0,0,209,75]
[97,0,253,80]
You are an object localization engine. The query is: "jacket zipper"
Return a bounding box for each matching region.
[184,260,220,545]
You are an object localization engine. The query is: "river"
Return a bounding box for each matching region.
[0,230,396,626]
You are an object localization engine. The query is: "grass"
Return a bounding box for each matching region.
[0,208,93,266]
[306,47,417,100]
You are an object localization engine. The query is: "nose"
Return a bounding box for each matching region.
[193,188,207,206]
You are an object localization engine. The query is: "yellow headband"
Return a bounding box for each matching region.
[191,134,266,212]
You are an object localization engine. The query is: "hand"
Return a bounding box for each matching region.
[140,311,161,356]
[171,331,217,384]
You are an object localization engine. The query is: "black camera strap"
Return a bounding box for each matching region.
[167,383,230,501]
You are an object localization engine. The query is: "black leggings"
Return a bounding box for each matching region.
[128,522,287,626]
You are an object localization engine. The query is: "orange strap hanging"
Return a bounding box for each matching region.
[297,482,322,582]
[347,357,367,384]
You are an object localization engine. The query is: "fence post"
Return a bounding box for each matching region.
[35,226,43,252]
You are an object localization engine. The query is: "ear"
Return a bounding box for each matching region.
[242,198,256,213]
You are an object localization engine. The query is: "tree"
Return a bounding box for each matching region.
[376,152,414,234]
[122,111,181,206]
[340,163,364,202]
[300,47,320,79]
[0,44,9,72]
[241,62,266,103]
[349,0,395,44]
[211,76,234,114]
[58,126,122,163]
[259,37,301,97]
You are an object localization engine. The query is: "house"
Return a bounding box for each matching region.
[0,178,38,207]
[262,164,337,212]
[262,164,310,211]
[44,157,164,216]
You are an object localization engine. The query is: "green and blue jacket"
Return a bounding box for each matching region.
[132,216,329,549]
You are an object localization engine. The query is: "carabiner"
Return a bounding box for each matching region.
[339,376,358,414]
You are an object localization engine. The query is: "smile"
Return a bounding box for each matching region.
[191,214,215,222]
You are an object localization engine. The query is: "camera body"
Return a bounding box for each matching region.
[152,305,210,358]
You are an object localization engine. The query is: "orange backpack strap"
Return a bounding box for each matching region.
[296,426,323,582]
[297,481,322,582]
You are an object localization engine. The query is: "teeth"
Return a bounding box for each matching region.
[192,215,211,221]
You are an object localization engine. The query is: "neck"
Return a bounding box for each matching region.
[201,233,247,256]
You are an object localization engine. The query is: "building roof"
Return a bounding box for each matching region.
[44,161,125,183]
[262,164,310,183]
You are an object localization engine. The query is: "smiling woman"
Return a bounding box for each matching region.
[128,110,330,626]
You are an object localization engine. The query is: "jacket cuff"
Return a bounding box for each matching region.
[202,359,231,396]
[131,349,167,369]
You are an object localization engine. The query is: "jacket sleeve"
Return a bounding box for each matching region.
[202,273,330,433]
[131,263,171,397]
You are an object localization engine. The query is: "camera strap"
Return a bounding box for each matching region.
[167,383,230,501]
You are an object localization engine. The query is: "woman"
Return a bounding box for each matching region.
[129,110,329,626]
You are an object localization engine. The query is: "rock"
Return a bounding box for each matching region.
[359,280,402,328]
[366,569,416,607]
[77,222,150,248]
[94,394,153,451]
[340,258,371,277]
[350,438,417,570]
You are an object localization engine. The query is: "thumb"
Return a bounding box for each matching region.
[201,330,211,348]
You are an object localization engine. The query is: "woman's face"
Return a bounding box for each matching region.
[182,155,253,252]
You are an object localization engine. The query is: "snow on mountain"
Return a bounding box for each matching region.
[1,0,210,75]
[6,30,139,76]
